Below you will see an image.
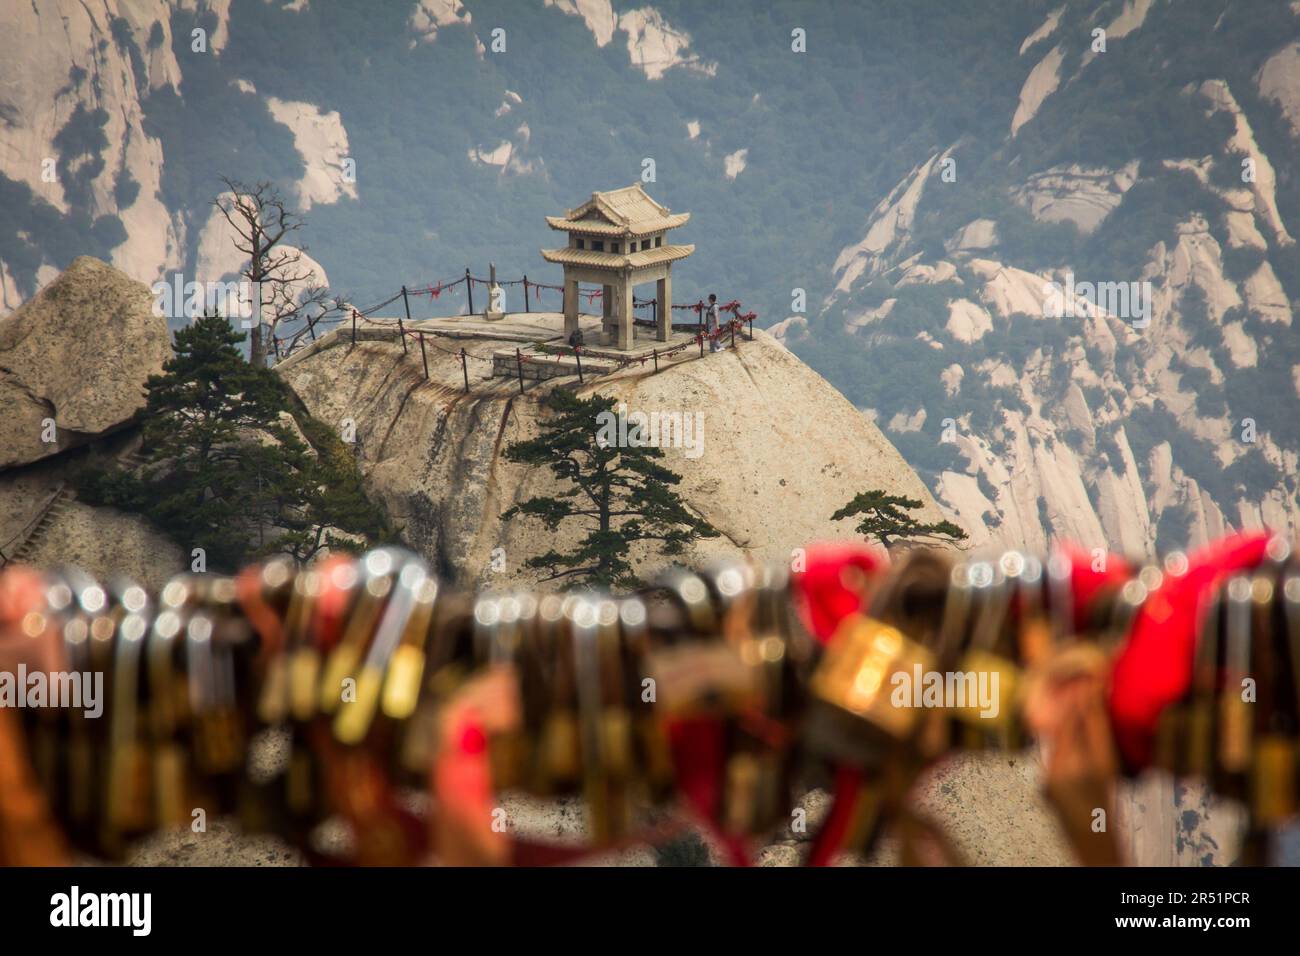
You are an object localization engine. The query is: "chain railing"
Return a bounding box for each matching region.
[269,268,759,395]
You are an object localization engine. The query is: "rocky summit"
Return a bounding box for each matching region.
[276,313,949,587]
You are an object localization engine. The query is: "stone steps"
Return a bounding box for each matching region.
[7,485,72,564]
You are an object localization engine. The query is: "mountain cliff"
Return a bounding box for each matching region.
[275,316,948,586]
[784,0,1300,554]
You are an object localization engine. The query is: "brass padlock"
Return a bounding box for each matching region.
[810,615,937,741]
[1185,590,1224,778]
[1251,735,1296,826]
[1217,577,1254,779]
[336,559,434,745]
[105,612,153,838]
[952,556,1025,749]
[148,598,189,829]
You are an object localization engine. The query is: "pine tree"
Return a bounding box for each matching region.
[80,313,392,570]
[831,490,967,550]
[502,390,717,588]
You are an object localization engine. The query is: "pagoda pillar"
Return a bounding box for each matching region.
[656,272,672,342]
[563,274,579,336]
[615,271,634,350]
[601,283,613,339]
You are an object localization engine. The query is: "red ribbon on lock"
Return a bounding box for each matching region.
[790,541,888,644]
[1108,529,1274,772]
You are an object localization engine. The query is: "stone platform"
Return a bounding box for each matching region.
[400,310,588,344]
[351,311,703,384]
[466,313,699,382]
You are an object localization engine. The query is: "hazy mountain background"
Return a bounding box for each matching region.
[4,0,1300,555]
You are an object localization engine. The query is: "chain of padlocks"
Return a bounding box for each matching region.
[2,530,1298,865]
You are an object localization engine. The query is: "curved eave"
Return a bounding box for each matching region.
[540,244,696,269]
[544,212,691,237]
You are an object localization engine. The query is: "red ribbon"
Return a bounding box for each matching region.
[1108,529,1274,771]
[790,541,887,644]
[1054,542,1134,632]
[666,717,752,866]
[807,766,865,866]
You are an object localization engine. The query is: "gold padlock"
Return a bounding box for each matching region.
[1251,735,1296,826]
[538,710,581,786]
[810,615,936,740]
[152,744,189,829]
[1218,577,1254,776]
[952,647,1021,733]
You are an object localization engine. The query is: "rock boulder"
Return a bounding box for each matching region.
[0,256,169,469]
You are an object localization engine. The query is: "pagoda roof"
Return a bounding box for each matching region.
[547,184,690,238]
[539,243,695,270]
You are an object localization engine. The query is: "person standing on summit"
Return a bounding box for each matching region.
[704,293,723,352]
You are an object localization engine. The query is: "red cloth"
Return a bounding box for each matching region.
[1054,543,1133,631]
[790,542,887,644]
[1108,529,1273,771]
[807,766,864,867]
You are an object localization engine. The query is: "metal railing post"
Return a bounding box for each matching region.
[399,285,411,354]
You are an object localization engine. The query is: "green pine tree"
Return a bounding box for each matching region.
[502,390,718,589]
[831,490,967,550]
[79,313,393,570]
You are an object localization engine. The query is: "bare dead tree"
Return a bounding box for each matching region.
[212,178,335,367]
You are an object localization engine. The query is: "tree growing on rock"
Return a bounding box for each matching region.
[502,390,717,588]
[78,313,393,571]
[831,490,967,550]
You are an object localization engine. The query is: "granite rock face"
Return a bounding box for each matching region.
[0,256,169,469]
[276,320,953,587]
[822,74,1300,558]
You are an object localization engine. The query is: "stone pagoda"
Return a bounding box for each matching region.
[541,184,694,349]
